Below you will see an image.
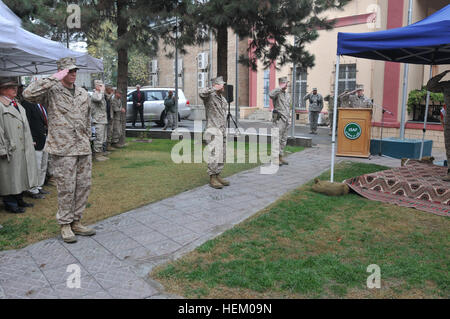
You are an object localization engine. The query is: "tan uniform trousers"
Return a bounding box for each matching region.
[273,118,289,156]
[206,130,226,176]
[93,123,107,153]
[112,112,122,144]
[52,154,92,225]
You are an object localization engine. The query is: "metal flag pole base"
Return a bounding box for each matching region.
[227,102,241,135]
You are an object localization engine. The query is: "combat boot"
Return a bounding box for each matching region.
[216,174,230,186]
[47,176,57,187]
[107,143,117,151]
[443,169,450,182]
[209,175,223,189]
[279,155,289,166]
[71,221,96,236]
[95,153,109,162]
[61,224,77,243]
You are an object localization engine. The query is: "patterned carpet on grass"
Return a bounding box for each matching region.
[345,160,450,216]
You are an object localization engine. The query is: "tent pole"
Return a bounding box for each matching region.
[419,67,433,159]
[399,63,410,140]
[330,55,340,183]
[399,0,414,140]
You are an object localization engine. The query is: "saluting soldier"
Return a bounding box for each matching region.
[303,87,323,135]
[90,80,109,161]
[23,57,96,243]
[427,70,450,181]
[270,76,292,166]
[340,84,373,109]
[199,76,230,189]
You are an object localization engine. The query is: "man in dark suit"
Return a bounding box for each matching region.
[132,85,146,128]
[19,86,49,198]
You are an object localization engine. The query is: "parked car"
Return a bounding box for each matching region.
[126,87,191,126]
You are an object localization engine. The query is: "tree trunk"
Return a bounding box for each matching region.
[117,0,128,145]
[216,27,228,82]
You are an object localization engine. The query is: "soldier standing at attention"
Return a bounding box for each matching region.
[163,90,177,130]
[303,88,323,135]
[427,70,450,181]
[111,89,126,148]
[91,80,109,162]
[105,84,116,152]
[23,57,96,243]
[199,76,230,189]
[270,77,292,166]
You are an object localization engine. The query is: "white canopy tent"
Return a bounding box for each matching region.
[0,3,102,76]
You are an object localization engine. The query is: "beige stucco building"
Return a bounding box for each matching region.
[149,0,449,150]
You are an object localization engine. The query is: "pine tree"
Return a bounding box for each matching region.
[170,0,351,82]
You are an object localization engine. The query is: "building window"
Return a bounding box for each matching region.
[263,69,270,108]
[410,103,442,123]
[295,68,307,109]
[337,64,356,95]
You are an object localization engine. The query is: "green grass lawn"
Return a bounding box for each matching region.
[0,138,303,251]
[152,161,450,299]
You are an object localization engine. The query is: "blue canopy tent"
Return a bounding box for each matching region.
[330,4,450,181]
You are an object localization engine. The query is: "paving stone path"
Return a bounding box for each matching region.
[0,145,401,299]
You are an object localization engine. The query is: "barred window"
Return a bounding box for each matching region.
[337,64,356,95]
[295,68,308,109]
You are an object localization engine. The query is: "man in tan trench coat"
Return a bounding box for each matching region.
[0,77,38,213]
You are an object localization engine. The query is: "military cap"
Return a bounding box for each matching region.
[212,76,225,85]
[312,88,318,91]
[0,77,20,88]
[105,83,113,88]
[356,84,364,90]
[56,57,78,71]
[278,76,288,83]
[94,80,104,86]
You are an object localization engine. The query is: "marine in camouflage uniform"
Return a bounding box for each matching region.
[23,57,96,243]
[111,89,125,146]
[303,88,323,134]
[90,80,109,161]
[328,91,349,136]
[269,77,292,166]
[104,84,115,151]
[199,76,230,189]
[340,84,373,109]
[426,70,450,181]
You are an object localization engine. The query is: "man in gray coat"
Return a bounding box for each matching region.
[303,88,323,135]
[0,77,38,213]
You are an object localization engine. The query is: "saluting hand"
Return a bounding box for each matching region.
[52,69,69,81]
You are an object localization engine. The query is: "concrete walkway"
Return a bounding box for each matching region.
[0,145,401,299]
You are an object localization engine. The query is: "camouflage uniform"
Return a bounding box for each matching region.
[426,71,450,177]
[340,90,373,109]
[91,89,108,154]
[199,85,227,176]
[105,92,114,146]
[164,95,177,130]
[23,59,92,225]
[270,82,292,157]
[303,90,323,133]
[111,95,123,144]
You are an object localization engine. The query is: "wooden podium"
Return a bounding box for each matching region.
[336,108,372,158]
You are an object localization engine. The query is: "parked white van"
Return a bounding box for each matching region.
[126,87,191,126]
